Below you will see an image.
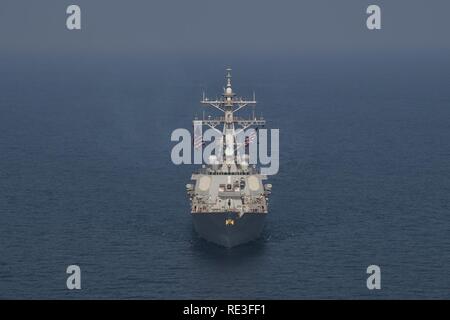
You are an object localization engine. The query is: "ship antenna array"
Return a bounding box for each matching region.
[199,68,265,130]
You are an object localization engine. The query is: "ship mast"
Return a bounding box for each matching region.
[198,68,265,166]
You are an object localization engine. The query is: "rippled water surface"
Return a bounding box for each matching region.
[1,55,449,298]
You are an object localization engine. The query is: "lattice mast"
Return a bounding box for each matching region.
[197,68,265,165]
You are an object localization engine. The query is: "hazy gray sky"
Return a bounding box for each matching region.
[1,0,449,56]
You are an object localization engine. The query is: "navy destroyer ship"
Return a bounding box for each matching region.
[186,69,273,247]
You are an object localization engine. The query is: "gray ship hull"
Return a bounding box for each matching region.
[192,212,266,248]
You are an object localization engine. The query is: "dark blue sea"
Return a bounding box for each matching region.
[1,53,449,298]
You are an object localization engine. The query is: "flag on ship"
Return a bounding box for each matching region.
[193,120,203,149]
[245,129,257,146]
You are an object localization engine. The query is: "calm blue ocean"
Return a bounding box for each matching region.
[0,54,449,298]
